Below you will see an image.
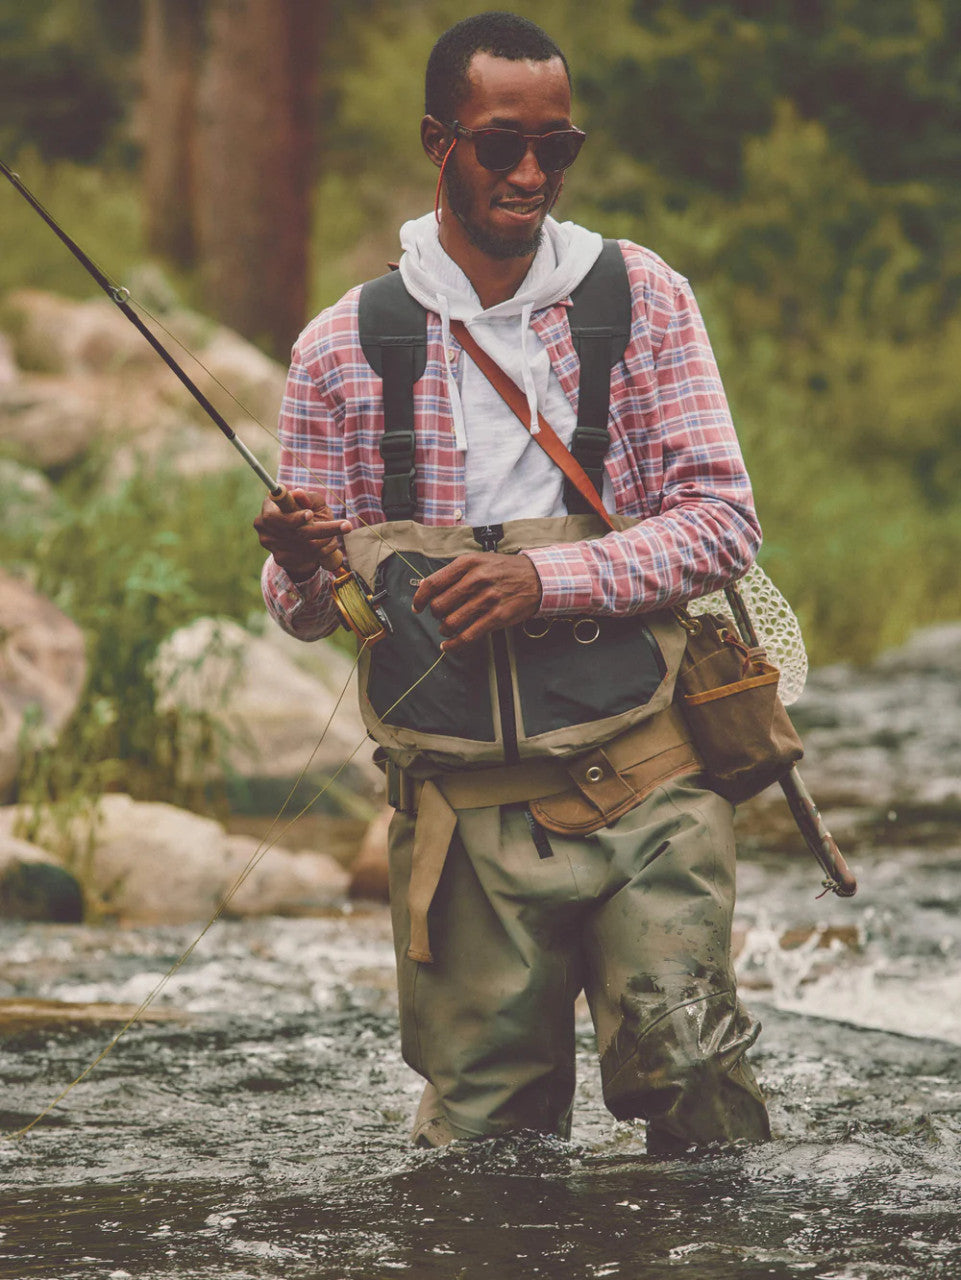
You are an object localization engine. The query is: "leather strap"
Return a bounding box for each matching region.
[449,319,615,532]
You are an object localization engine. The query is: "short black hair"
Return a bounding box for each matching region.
[425,11,570,122]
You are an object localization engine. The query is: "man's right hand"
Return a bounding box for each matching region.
[253,489,352,583]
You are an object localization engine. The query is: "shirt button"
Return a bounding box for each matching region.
[447,348,457,361]
[453,508,464,520]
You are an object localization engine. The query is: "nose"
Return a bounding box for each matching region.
[506,141,546,189]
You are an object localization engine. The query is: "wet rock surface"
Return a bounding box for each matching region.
[0,637,959,1277]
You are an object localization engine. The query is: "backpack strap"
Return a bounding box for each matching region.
[358,270,428,521]
[565,239,632,514]
[357,240,632,519]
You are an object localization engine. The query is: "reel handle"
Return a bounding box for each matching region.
[270,483,345,574]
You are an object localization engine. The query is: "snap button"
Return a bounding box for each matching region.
[585,766,604,784]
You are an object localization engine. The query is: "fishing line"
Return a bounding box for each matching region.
[7,649,447,1141]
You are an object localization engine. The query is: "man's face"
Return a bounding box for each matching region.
[441,53,573,260]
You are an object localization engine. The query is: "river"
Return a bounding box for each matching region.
[1,630,960,1279]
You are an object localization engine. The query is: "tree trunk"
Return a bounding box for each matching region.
[141,0,204,267]
[193,0,323,359]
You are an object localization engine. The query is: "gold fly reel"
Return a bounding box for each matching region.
[331,568,389,644]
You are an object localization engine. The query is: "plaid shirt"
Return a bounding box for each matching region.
[262,238,760,639]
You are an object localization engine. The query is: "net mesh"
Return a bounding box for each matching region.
[688,564,808,705]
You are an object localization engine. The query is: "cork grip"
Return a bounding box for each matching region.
[270,483,344,574]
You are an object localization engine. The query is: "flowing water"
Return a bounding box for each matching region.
[1,635,960,1280]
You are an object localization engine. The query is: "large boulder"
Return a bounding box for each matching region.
[0,795,349,924]
[152,617,381,800]
[0,571,87,798]
[0,288,285,475]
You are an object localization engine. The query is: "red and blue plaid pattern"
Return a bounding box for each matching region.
[262,239,760,638]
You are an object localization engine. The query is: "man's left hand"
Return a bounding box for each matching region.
[411,553,542,653]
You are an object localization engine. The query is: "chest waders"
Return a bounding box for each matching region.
[347,243,700,963]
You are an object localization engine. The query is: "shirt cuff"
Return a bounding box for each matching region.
[522,546,596,617]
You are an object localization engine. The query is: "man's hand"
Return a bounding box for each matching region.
[411,553,542,653]
[253,489,352,582]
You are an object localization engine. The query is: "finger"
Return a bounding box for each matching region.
[300,519,353,542]
[411,559,472,612]
[439,610,495,652]
[435,588,494,637]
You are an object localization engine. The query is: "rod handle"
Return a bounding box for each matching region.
[779,767,858,897]
[270,483,345,574]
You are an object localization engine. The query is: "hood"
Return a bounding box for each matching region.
[397,213,603,446]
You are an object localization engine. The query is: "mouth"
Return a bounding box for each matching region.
[493,196,546,221]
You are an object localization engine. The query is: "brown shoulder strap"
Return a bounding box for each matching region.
[449,319,615,532]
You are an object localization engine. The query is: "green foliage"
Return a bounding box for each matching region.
[0,155,143,299]
[3,457,270,845]
[0,0,140,163]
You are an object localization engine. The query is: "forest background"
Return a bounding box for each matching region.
[1,0,960,817]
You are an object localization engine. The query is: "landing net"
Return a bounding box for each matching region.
[690,564,808,706]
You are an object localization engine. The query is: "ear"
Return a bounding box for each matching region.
[421,115,452,168]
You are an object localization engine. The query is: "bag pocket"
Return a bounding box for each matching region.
[676,613,803,804]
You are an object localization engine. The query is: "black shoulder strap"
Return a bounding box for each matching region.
[357,241,631,519]
[358,270,428,521]
[565,239,632,514]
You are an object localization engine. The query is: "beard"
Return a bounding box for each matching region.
[443,158,546,260]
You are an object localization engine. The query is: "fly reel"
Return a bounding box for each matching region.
[331,567,390,644]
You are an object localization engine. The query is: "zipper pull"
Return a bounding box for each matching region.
[473,523,504,553]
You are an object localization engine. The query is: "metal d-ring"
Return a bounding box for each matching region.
[522,619,553,640]
[573,618,600,645]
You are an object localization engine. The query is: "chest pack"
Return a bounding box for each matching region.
[343,245,689,771]
[357,239,632,520]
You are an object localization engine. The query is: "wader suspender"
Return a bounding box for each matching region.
[358,240,632,520]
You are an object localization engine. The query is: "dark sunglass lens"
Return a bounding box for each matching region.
[474,130,526,171]
[536,132,583,171]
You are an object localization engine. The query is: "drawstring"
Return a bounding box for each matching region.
[438,295,468,451]
[519,301,539,433]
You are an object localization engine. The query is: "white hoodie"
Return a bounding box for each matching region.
[398,212,611,525]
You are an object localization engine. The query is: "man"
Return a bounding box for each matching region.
[255,11,770,1154]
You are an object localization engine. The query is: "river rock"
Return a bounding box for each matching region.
[348,805,392,901]
[0,572,87,798]
[0,830,83,923]
[152,617,380,797]
[0,795,348,923]
[0,288,284,475]
[223,833,349,917]
[2,289,157,376]
[0,332,16,387]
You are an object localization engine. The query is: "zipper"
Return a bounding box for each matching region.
[473,524,519,764]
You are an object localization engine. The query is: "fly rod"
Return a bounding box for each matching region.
[0,157,388,644]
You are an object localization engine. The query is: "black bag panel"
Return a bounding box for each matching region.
[366,551,496,742]
[514,616,666,736]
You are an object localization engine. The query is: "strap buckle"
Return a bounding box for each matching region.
[385,760,415,813]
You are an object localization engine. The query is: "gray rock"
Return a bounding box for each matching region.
[0,572,87,798]
[152,617,380,796]
[0,830,83,922]
[0,795,348,924]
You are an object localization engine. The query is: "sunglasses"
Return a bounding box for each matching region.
[446,120,586,173]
